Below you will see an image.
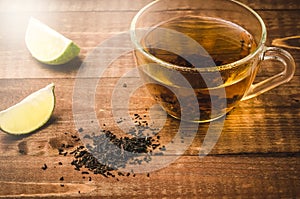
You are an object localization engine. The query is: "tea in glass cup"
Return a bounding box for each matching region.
[131,0,295,123]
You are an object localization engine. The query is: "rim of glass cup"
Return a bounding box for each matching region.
[130,0,267,72]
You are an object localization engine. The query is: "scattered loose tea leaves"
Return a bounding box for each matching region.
[55,113,163,180]
[41,164,48,170]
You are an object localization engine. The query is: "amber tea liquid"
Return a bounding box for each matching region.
[135,16,258,121]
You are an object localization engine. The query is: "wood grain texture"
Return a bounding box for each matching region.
[0,0,299,198]
[0,156,298,198]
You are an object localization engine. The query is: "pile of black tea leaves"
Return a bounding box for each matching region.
[58,113,164,179]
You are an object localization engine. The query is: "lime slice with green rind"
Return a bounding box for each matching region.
[0,83,55,135]
[25,17,80,65]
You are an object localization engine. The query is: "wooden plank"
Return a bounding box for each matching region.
[0,78,299,157]
[240,0,300,10]
[0,156,298,198]
[0,0,299,12]
[0,10,299,79]
[0,0,152,12]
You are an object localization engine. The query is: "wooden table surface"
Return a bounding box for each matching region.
[0,0,299,198]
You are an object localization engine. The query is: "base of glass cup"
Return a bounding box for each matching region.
[162,108,229,123]
[168,112,227,123]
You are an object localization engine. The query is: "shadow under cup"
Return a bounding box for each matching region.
[130,0,295,123]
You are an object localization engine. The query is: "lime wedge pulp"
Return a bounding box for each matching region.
[25,17,80,65]
[0,83,55,135]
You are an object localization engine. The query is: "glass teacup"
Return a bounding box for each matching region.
[130,0,295,123]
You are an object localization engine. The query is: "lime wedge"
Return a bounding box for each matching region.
[25,17,80,65]
[0,83,55,135]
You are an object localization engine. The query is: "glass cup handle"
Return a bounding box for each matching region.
[242,47,296,101]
